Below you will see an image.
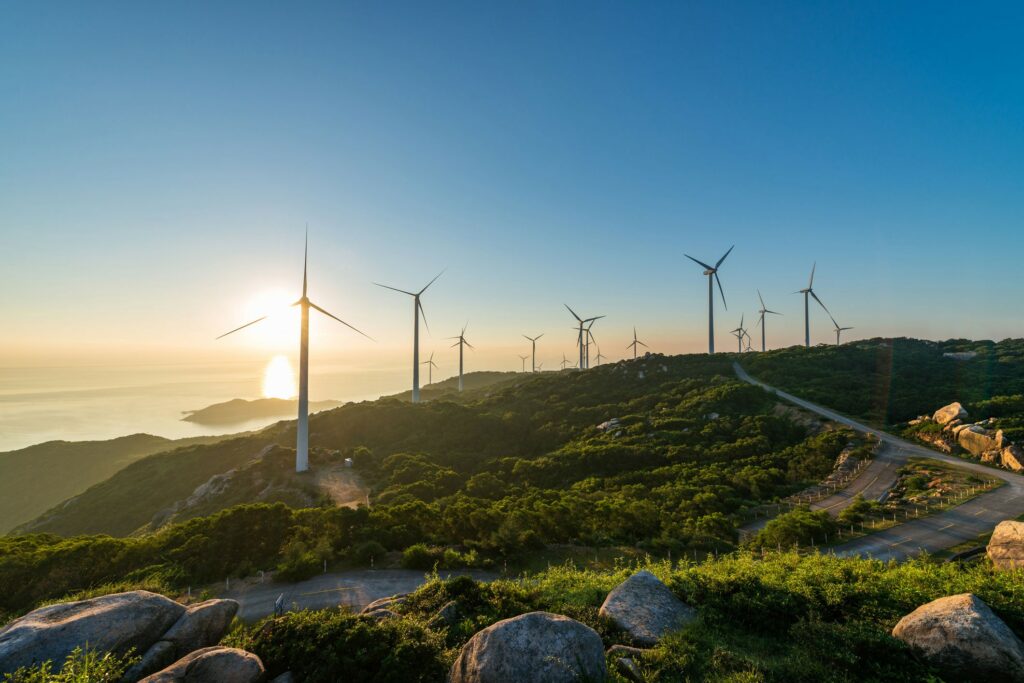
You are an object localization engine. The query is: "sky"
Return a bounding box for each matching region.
[2,1,1024,382]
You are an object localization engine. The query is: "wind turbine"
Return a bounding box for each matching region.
[729,314,747,354]
[796,263,831,347]
[421,351,438,385]
[536,361,544,372]
[565,305,603,370]
[626,327,648,359]
[755,290,781,352]
[560,353,571,370]
[684,246,734,354]
[449,324,474,391]
[594,347,606,366]
[518,354,529,372]
[523,333,543,372]
[585,320,599,369]
[376,270,444,402]
[217,232,371,473]
[830,315,853,346]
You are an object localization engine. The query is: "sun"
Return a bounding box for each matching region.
[244,288,301,348]
[262,355,296,399]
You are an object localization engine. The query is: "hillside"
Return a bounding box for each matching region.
[0,433,229,533]
[182,397,343,424]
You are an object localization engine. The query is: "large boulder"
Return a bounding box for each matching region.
[0,590,185,674]
[359,594,407,615]
[449,611,605,683]
[161,599,239,656]
[988,521,1024,571]
[139,646,265,683]
[934,402,968,426]
[1003,446,1024,472]
[891,593,1024,682]
[599,570,696,646]
[957,425,999,457]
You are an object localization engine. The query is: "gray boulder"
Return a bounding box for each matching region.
[161,599,239,656]
[892,593,1024,682]
[988,521,1024,571]
[449,611,605,683]
[599,570,696,646]
[359,594,407,615]
[427,600,461,630]
[122,641,177,682]
[958,425,999,457]
[139,646,264,683]
[0,590,185,674]
[934,402,968,426]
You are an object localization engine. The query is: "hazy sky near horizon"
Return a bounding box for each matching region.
[3,1,1024,375]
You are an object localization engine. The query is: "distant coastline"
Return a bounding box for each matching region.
[182,397,344,425]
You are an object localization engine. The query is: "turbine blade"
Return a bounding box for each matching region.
[309,301,375,340]
[715,244,735,269]
[564,304,582,322]
[757,289,765,309]
[216,316,268,340]
[715,272,728,310]
[810,291,832,318]
[302,226,309,298]
[418,268,446,296]
[418,298,430,334]
[464,340,475,350]
[638,340,648,347]
[536,333,544,340]
[374,283,415,296]
[809,262,816,289]
[684,254,714,271]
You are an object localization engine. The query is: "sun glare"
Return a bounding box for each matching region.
[262,355,296,399]
[244,289,301,348]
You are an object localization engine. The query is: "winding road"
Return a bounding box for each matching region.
[734,363,1024,561]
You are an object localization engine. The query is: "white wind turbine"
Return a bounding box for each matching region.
[518,354,530,372]
[565,305,603,370]
[523,333,544,372]
[217,233,371,473]
[755,290,781,352]
[376,270,444,402]
[421,351,438,385]
[729,314,748,354]
[627,327,648,359]
[560,353,571,370]
[684,246,734,354]
[796,263,831,347]
[830,314,854,346]
[449,324,474,391]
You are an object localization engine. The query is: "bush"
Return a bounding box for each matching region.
[837,494,874,524]
[750,506,837,549]
[3,647,138,683]
[351,540,387,566]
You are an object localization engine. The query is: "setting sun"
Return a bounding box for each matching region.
[262,355,296,399]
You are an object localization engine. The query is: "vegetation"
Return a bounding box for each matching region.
[226,553,1024,682]
[2,647,137,683]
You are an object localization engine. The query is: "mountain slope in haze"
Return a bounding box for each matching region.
[0,433,228,533]
[182,397,344,425]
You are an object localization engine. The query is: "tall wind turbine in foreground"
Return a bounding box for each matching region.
[627,327,648,359]
[684,246,734,354]
[218,234,371,473]
[729,314,748,353]
[421,351,438,385]
[830,315,853,346]
[376,270,444,403]
[565,305,603,369]
[523,333,543,372]
[518,354,529,372]
[755,290,781,352]
[796,263,830,347]
[449,324,473,391]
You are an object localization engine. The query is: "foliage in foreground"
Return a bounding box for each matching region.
[2,647,137,683]
[227,552,1024,682]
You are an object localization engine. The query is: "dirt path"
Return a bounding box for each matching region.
[312,466,368,508]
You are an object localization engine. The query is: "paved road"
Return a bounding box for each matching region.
[734,362,1024,560]
[221,568,499,621]
[813,442,905,512]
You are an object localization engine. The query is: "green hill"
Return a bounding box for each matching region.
[0,433,229,533]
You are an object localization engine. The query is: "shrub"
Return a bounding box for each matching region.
[351,540,387,565]
[3,647,138,683]
[749,507,837,549]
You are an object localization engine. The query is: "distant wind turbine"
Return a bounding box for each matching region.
[523,333,543,372]
[795,263,831,347]
[536,361,544,372]
[376,270,444,402]
[729,314,748,354]
[565,305,603,370]
[518,354,529,372]
[449,324,474,391]
[585,320,599,368]
[830,315,853,346]
[217,231,371,473]
[684,246,734,354]
[421,351,438,385]
[560,353,571,370]
[627,327,648,359]
[755,290,781,352]
[594,347,606,366]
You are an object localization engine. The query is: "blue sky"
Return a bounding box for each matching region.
[2,1,1023,373]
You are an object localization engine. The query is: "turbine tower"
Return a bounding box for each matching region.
[755,290,781,352]
[523,333,543,372]
[830,315,853,346]
[585,320,599,369]
[376,270,444,402]
[796,263,831,347]
[449,324,473,391]
[421,351,438,385]
[217,232,371,473]
[684,246,733,354]
[565,305,603,370]
[518,354,529,372]
[622,327,647,360]
[729,314,747,354]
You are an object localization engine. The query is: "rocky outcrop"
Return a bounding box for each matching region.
[449,611,605,683]
[139,646,265,683]
[161,600,239,658]
[1003,445,1024,472]
[359,594,408,616]
[0,591,185,674]
[599,570,696,646]
[892,593,1024,682]
[957,425,1000,457]
[988,521,1024,571]
[933,402,968,425]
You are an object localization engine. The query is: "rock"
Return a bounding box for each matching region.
[997,430,1009,450]
[270,673,295,683]
[364,609,400,621]
[933,402,968,426]
[1002,446,1024,472]
[958,425,999,457]
[139,646,264,683]
[988,521,1024,570]
[359,594,407,615]
[449,611,605,683]
[599,570,696,646]
[891,593,1024,682]
[122,641,177,682]
[0,590,185,674]
[161,600,238,657]
[615,655,643,682]
[427,600,460,630]
[607,644,649,658]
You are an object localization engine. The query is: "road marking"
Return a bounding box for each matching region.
[973,509,987,515]
[298,587,355,597]
[938,523,954,531]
